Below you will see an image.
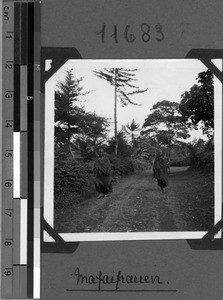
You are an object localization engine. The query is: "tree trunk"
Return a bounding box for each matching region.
[167,126,171,161]
[114,69,118,156]
[93,138,97,154]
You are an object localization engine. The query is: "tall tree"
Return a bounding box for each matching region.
[142,100,190,157]
[94,68,148,155]
[55,69,88,155]
[179,70,214,137]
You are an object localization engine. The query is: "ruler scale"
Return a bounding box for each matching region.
[13,2,26,298]
[2,2,14,298]
[2,1,41,298]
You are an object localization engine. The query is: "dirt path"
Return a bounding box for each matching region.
[55,167,214,233]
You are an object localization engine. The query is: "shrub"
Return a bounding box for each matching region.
[109,155,135,177]
[54,156,96,210]
[54,160,93,194]
[170,155,190,167]
[188,139,214,170]
[132,157,151,172]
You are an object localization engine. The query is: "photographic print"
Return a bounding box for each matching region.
[43,59,222,241]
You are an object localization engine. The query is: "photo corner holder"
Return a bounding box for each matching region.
[41,47,82,253]
[186,48,223,250]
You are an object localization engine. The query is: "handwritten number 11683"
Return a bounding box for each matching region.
[96,23,164,43]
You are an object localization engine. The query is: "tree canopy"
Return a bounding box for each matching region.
[179,70,214,136]
[55,69,87,146]
[94,68,148,106]
[142,100,190,154]
[55,69,109,159]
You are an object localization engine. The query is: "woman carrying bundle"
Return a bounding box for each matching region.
[93,148,113,198]
[153,148,170,193]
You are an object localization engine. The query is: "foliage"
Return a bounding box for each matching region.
[109,155,135,177]
[54,147,93,195]
[94,68,148,106]
[72,112,110,160]
[54,146,95,210]
[142,100,191,156]
[179,70,214,137]
[132,157,151,173]
[55,69,110,158]
[78,112,109,141]
[188,138,214,170]
[169,142,190,166]
[134,135,157,165]
[55,69,87,147]
[54,69,111,209]
[123,119,141,149]
[106,130,133,157]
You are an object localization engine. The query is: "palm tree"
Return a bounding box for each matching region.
[124,119,140,148]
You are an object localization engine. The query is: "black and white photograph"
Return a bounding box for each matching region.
[44,59,222,241]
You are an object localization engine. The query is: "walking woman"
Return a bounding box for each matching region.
[93,148,113,198]
[153,148,169,193]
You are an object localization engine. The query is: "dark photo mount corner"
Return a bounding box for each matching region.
[40,47,223,253]
[41,47,82,253]
[186,49,223,250]
[40,47,82,93]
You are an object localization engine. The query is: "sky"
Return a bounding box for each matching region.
[47,59,222,142]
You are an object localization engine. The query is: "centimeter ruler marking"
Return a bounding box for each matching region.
[2,2,14,299]
[2,2,41,299]
[13,1,28,298]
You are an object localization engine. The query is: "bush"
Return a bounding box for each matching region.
[54,160,93,195]
[54,156,96,210]
[189,139,214,170]
[190,151,214,170]
[170,156,190,167]
[109,155,135,177]
[132,157,151,172]
[169,143,190,167]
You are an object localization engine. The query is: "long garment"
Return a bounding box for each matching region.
[153,155,168,189]
[93,156,113,195]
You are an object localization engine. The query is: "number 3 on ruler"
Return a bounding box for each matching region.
[3,6,10,21]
